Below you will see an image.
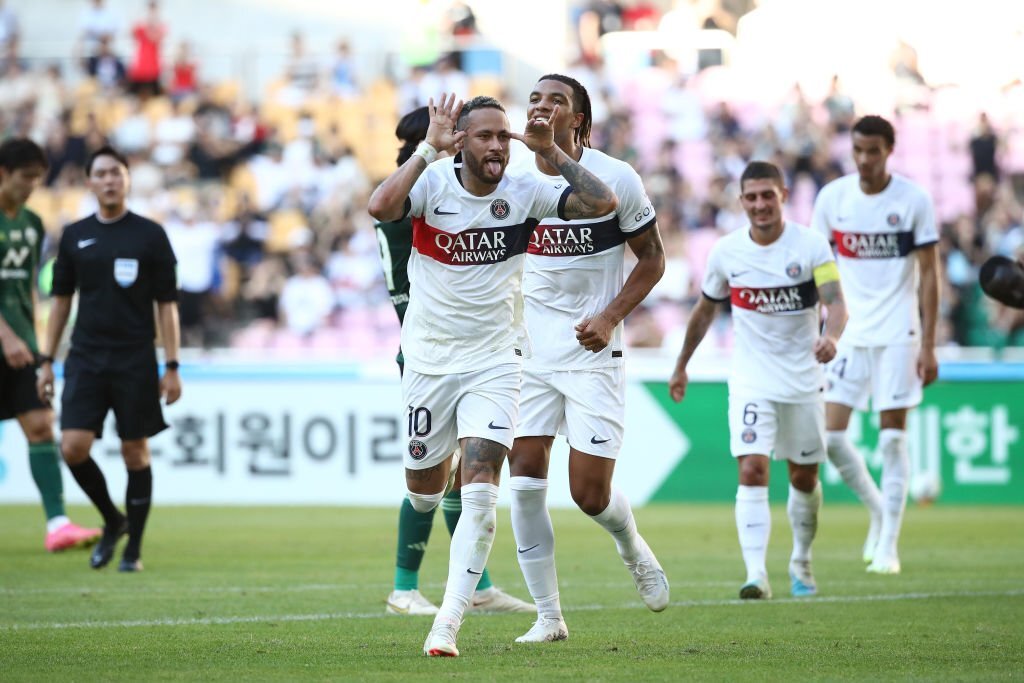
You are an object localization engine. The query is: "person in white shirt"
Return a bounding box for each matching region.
[507,74,668,645]
[810,115,940,575]
[367,93,618,657]
[670,161,848,600]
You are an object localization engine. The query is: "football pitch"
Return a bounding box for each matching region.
[2,503,1022,681]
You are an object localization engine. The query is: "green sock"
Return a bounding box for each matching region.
[28,442,66,521]
[442,491,493,591]
[393,496,436,590]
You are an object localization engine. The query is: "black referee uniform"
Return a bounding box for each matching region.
[52,211,178,437]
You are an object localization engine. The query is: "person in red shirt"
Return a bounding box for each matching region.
[128,0,165,97]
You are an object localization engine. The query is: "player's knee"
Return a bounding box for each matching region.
[570,484,610,516]
[407,490,445,513]
[738,458,769,486]
[22,417,54,443]
[789,469,818,493]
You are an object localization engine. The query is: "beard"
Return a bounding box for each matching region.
[463,149,506,186]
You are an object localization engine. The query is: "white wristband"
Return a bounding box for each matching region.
[414,141,438,165]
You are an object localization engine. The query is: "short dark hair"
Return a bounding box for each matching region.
[395,106,430,167]
[852,115,895,148]
[537,73,593,147]
[740,161,784,190]
[86,145,129,175]
[455,96,505,132]
[0,138,49,172]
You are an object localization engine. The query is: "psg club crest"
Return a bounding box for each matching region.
[489,198,510,220]
[408,439,428,460]
[741,428,757,444]
[887,212,901,226]
[785,262,802,278]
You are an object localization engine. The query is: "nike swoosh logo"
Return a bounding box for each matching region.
[729,270,749,278]
[590,436,611,444]
[517,544,540,554]
[78,238,97,248]
[466,568,482,575]
[837,215,851,221]
[892,392,910,399]
[433,207,459,215]
[488,421,509,430]
[745,523,765,528]
[800,450,816,457]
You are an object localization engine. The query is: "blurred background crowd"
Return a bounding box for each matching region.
[6,0,1024,358]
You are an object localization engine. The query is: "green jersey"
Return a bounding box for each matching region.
[375,217,412,365]
[0,208,44,354]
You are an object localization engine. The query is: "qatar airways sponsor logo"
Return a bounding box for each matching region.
[730,281,816,313]
[833,230,909,259]
[528,225,595,256]
[434,229,508,263]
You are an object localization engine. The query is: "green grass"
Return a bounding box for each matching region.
[2,503,1023,681]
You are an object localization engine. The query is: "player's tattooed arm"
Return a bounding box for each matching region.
[460,437,508,484]
[552,154,619,219]
[576,225,665,352]
[814,280,848,363]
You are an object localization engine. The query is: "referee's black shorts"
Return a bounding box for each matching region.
[60,345,168,440]
[0,357,48,421]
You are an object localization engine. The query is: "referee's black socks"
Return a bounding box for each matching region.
[123,466,153,561]
[68,457,122,527]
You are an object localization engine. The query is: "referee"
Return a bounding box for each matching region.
[37,145,182,573]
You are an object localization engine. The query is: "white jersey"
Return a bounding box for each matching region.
[516,147,656,369]
[403,157,571,374]
[810,173,937,347]
[702,222,835,403]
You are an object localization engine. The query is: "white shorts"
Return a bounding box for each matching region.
[825,343,922,412]
[728,394,826,464]
[516,366,625,458]
[401,363,521,470]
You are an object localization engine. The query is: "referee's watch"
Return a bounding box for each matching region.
[165,360,180,371]
[38,354,54,365]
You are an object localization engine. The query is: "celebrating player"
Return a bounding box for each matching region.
[0,138,101,553]
[507,74,668,644]
[669,161,848,599]
[376,105,532,617]
[367,93,618,656]
[810,115,939,574]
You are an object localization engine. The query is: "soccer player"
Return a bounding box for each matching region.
[37,145,182,573]
[669,161,848,599]
[810,115,939,574]
[506,74,668,644]
[0,138,101,553]
[367,93,618,657]
[376,105,531,617]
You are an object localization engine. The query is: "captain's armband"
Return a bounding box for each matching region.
[813,261,840,286]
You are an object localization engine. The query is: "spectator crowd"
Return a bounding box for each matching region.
[4,0,1023,357]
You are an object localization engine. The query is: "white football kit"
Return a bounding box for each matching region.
[402,157,572,469]
[810,173,938,411]
[513,147,656,457]
[701,222,835,461]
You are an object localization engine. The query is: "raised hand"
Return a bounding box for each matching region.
[510,104,557,153]
[424,93,466,154]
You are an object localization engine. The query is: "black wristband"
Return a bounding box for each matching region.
[38,354,54,365]
[165,360,180,371]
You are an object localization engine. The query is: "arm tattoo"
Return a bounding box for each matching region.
[461,437,508,482]
[556,158,616,219]
[818,281,844,306]
[405,463,443,482]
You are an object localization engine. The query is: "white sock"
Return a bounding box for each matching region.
[589,488,642,564]
[46,515,71,534]
[736,485,770,582]
[877,429,909,558]
[827,431,883,520]
[510,476,560,619]
[787,482,821,563]
[434,482,499,625]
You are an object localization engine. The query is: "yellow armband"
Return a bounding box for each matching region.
[813,261,840,286]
